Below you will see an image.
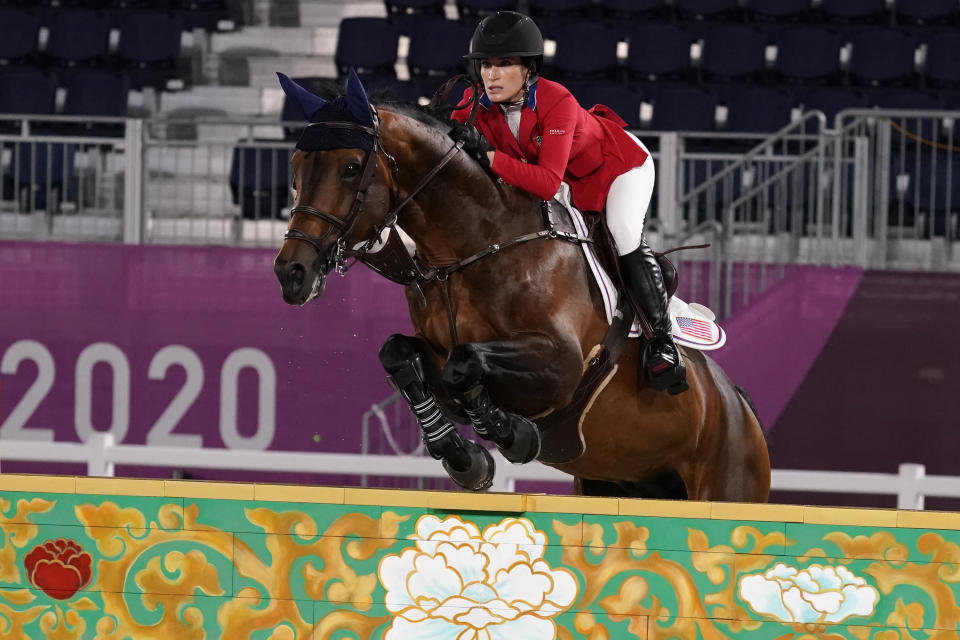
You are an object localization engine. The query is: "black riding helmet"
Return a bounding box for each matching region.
[464,11,544,81]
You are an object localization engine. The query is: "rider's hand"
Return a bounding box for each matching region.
[449,122,492,170]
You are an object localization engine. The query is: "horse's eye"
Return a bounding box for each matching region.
[342,162,362,179]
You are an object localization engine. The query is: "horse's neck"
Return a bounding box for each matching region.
[384,113,538,265]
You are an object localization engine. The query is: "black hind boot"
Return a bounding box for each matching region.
[619,242,689,395]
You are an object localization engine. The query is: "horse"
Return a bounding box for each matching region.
[272,72,770,501]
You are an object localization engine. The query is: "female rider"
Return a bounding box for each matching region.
[450,11,688,395]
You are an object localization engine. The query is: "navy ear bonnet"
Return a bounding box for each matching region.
[277,70,376,152]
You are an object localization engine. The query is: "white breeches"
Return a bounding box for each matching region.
[605,131,655,256]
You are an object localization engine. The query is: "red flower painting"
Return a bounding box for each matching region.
[24,539,93,600]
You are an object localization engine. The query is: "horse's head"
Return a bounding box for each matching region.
[273,71,397,305]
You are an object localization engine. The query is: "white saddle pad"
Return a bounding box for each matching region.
[557,186,727,351]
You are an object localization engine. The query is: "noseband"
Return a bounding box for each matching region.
[284,112,465,277]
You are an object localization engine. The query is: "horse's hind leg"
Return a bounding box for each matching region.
[441,338,580,465]
[378,334,495,491]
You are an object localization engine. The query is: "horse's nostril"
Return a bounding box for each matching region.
[288,262,305,286]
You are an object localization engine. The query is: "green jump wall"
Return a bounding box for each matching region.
[3,474,960,639]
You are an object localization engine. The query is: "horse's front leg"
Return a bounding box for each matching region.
[441,335,581,465]
[378,334,495,491]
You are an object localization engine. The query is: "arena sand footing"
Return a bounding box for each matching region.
[2,474,960,639]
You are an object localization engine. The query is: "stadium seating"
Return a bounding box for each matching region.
[798,86,868,123]
[456,0,520,21]
[924,31,960,88]
[406,19,472,95]
[722,86,795,133]
[549,22,620,82]
[116,11,184,89]
[0,8,39,66]
[700,26,767,84]
[44,9,111,72]
[774,27,843,85]
[745,0,812,23]
[674,0,740,22]
[895,0,958,26]
[334,17,401,82]
[572,83,643,128]
[820,0,888,24]
[228,144,291,220]
[528,0,598,37]
[625,24,697,82]
[848,29,918,87]
[383,0,445,33]
[2,141,76,212]
[646,85,718,132]
[0,69,56,119]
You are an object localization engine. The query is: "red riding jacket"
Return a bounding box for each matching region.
[452,77,649,213]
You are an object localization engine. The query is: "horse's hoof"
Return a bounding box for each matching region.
[443,441,495,491]
[500,416,541,464]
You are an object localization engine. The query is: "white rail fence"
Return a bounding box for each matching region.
[0,434,950,511]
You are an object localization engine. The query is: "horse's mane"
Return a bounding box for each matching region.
[372,98,454,134]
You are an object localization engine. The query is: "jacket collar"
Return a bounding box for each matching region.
[479,80,539,110]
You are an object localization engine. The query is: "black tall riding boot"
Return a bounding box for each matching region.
[619,242,689,395]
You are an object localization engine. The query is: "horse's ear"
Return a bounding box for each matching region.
[277,72,327,121]
[344,69,375,127]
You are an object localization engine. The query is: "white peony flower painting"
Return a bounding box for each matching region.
[378,515,579,640]
[739,562,879,624]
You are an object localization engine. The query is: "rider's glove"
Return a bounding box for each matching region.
[449,121,492,170]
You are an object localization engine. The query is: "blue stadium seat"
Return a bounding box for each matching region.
[925,31,960,88]
[3,141,76,212]
[384,0,445,33]
[722,86,795,133]
[528,0,598,37]
[335,18,401,80]
[700,26,767,83]
[177,0,230,31]
[0,69,56,117]
[0,8,39,66]
[647,85,717,132]
[895,0,958,26]
[625,24,696,82]
[550,22,620,82]
[866,88,945,109]
[745,0,812,23]
[406,19,472,90]
[675,0,740,22]
[774,27,843,85]
[821,0,888,24]
[61,70,130,136]
[116,11,184,89]
[572,83,643,128]
[229,143,291,220]
[602,0,668,30]
[799,87,868,123]
[45,10,111,71]
[849,29,918,87]
[456,0,519,21]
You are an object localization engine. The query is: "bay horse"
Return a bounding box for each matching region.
[273,72,770,501]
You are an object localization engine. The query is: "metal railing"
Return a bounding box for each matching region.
[0,432,949,510]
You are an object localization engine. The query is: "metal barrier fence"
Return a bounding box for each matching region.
[4,109,960,309]
[0,432,950,510]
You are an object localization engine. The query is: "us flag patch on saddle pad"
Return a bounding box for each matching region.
[670,301,725,350]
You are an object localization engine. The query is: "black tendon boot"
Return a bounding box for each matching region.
[460,384,541,464]
[619,242,689,395]
[380,338,494,491]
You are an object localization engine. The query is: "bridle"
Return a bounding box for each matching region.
[284,110,466,278]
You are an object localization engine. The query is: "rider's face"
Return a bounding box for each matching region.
[480,57,529,104]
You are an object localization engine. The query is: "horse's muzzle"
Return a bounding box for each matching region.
[274,257,326,305]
